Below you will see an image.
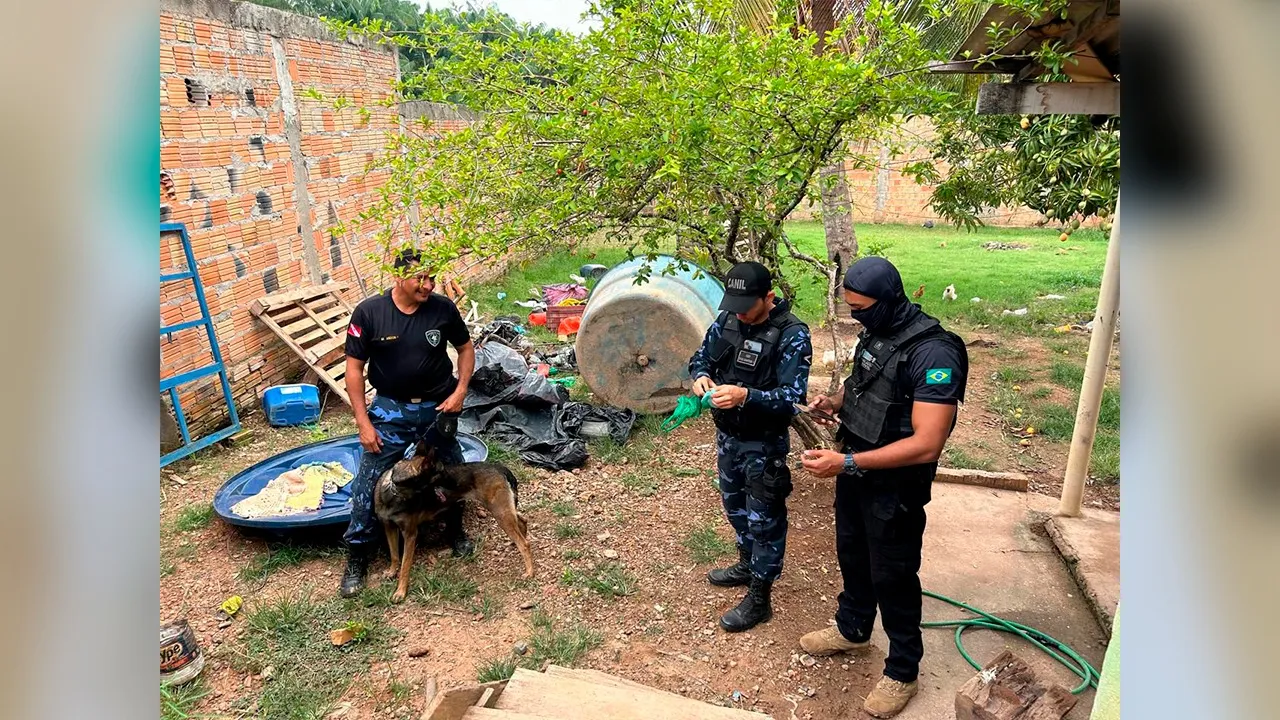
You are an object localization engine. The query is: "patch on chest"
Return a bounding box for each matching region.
[425,329,442,347]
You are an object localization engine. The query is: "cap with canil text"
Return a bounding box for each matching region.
[719,261,772,314]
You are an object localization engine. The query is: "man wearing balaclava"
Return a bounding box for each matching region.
[799,256,969,719]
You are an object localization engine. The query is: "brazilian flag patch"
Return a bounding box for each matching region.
[925,368,953,385]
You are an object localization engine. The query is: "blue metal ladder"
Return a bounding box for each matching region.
[161,222,241,466]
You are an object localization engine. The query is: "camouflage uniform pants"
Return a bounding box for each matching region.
[343,394,463,549]
[716,430,792,581]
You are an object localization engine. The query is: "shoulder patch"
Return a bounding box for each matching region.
[925,368,952,385]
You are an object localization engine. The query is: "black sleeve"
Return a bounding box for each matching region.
[344,301,373,361]
[902,337,968,404]
[442,299,470,347]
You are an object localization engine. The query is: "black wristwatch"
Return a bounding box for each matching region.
[843,453,863,476]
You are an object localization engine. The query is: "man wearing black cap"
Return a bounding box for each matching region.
[799,256,968,718]
[337,247,475,598]
[688,261,812,632]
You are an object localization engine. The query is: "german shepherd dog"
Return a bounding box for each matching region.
[374,438,534,603]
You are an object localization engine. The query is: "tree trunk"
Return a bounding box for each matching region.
[819,159,858,298]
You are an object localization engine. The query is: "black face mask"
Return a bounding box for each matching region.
[850,300,897,334]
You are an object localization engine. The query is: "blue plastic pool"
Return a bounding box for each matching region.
[213,433,488,530]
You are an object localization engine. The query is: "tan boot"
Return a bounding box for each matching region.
[798,625,869,656]
[862,676,919,718]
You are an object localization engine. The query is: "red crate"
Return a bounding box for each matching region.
[545,302,586,333]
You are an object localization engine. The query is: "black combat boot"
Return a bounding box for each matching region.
[339,544,374,598]
[719,576,773,632]
[707,545,753,587]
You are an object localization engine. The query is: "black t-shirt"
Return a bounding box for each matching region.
[344,291,470,403]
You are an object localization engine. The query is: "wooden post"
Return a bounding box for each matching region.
[1059,197,1120,516]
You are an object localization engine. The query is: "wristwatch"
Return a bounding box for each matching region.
[843,453,863,477]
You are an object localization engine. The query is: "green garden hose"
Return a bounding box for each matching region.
[921,589,1101,694]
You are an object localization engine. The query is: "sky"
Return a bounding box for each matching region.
[421,0,601,34]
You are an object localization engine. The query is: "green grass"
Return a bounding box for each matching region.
[476,656,519,683]
[161,677,209,720]
[1050,359,1085,388]
[782,222,1108,330]
[172,503,214,533]
[562,549,584,560]
[943,446,994,471]
[682,521,734,564]
[554,521,583,539]
[235,590,397,720]
[1031,386,1053,399]
[619,471,659,496]
[237,544,339,584]
[561,562,638,598]
[416,563,480,605]
[550,500,577,517]
[470,593,504,621]
[528,616,603,666]
[995,366,1033,384]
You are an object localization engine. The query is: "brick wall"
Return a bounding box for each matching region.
[160,0,413,437]
[790,117,1045,227]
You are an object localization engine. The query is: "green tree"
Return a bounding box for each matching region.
[342,0,951,322]
[904,0,1120,231]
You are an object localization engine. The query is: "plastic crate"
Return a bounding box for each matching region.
[544,300,586,333]
[262,384,321,426]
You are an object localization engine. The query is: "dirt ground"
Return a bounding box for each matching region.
[162,326,1117,719]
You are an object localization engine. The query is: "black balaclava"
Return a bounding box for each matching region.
[842,257,921,334]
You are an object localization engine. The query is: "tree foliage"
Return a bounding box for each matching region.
[342,0,951,297]
[906,0,1120,231]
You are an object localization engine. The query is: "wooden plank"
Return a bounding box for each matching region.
[250,291,367,408]
[976,82,1119,116]
[280,303,346,336]
[421,681,508,720]
[543,666,667,694]
[496,668,768,720]
[250,283,348,315]
[955,650,1075,720]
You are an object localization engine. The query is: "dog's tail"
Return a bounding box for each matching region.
[498,464,519,507]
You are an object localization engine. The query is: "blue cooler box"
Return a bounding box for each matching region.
[262,384,321,426]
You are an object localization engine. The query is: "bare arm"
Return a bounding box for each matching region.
[438,340,475,414]
[346,356,380,452]
[851,401,955,470]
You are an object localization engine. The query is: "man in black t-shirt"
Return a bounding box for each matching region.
[338,248,476,598]
[798,257,969,719]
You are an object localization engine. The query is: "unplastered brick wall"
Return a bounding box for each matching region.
[789,117,1044,228]
[161,0,418,436]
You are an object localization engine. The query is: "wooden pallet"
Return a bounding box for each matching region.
[249,283,370,406]
[422,666,771,720]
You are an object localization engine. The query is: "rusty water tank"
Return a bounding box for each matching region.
[575,256,724,414]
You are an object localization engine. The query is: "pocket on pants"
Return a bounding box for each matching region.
[747,457,792,505]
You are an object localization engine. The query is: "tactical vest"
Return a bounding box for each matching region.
[838,313,964,447]
[708,308,805,439]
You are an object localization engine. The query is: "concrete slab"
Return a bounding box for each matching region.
[1045,509,1120,639]
[858,484,1108,719]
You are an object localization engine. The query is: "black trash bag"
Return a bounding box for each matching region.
[465,342,568,411]
[554,402,637,445]
[519,438,588,470]
[458,405,588,470]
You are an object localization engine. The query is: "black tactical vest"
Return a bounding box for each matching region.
[838,312,964,447]
[708,307,805,438]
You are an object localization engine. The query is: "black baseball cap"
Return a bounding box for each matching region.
[719,261,772,314]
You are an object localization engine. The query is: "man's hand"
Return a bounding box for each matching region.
[692,375,716,397]
[801,449,846,478]
[437,389,465,414]
[358,421,382,454]
[806,395,840,427]
[710,384,748,409]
